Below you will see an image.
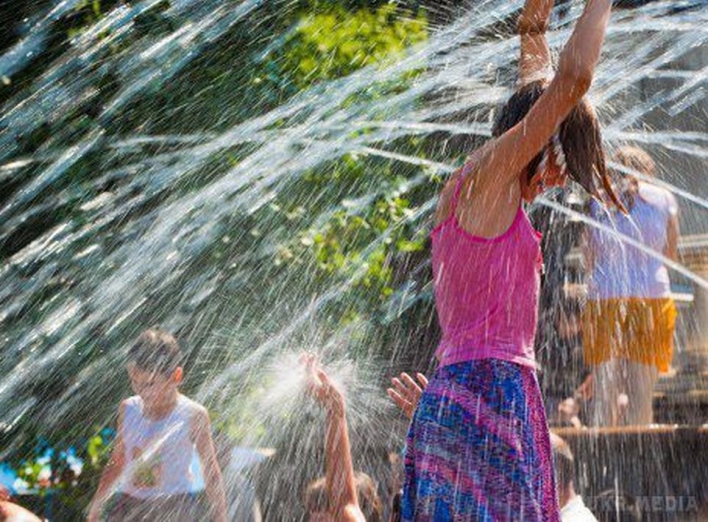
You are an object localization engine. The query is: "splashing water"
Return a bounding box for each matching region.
[1,0,708,517]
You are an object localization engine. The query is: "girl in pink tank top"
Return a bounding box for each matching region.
[431,174,544,369]
[402,0,622,520]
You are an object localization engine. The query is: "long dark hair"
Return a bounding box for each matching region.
[492,80,624,210]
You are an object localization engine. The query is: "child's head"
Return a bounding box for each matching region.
[550,433,575,496]
[493,80,623,209]
[127,328,183,405]
[612,146,655,209]
[614,145,656,178]
[304,471,383,522]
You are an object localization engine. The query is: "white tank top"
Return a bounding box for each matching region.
[121,394,196,498]
[588,182,678,300]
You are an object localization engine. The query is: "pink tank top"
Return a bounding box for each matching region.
[431,175,543,369]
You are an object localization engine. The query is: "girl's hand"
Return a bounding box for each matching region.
[387,372,428,419]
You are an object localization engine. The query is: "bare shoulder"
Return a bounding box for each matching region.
[181,395,208,416]
[341,503,366,522]
[639,182,677,213]
[434,175,459,225]
[435,147,489,225]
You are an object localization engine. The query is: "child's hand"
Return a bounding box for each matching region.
[558,397,584,429]
[387,372,428,419]
[301,353,344,414]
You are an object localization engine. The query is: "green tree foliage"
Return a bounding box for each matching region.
[280,4,426,88]
[253,4,430,315]
[271,154,431,305]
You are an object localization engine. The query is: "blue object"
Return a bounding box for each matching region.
[0,463,18,494]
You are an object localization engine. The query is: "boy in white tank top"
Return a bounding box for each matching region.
[88,329,227,522]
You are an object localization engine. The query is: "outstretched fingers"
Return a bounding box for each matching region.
[387,385,416,418]
[387,372,429,419]
[416,372,429,388]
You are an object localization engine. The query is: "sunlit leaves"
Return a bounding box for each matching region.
[264,3,427,91]
[274,159,426,304]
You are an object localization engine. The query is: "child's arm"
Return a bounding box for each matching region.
[304,357,364,522]
[87,403,127,522]
[665,212,679,262]
[320,372,365,522]
[192,407,228,522]
[581,227,595,273]
[518,0,554,85]
[467,0,612,197]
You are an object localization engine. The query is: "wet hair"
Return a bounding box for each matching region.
[614,145,656,178]
[304,472,383,522]
[127,328,182,375]
[613,146,656,211]
[492,80,624,210]
[550,433,575,490]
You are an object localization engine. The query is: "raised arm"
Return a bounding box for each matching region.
[304,357,364,522]
[519,0,554,85]
[320,374,363,522]
[469,0,612,197]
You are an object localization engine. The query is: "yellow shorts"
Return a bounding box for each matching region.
[582,298,677,372]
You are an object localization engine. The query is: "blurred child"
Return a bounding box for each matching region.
[550,434,598,521]
[88,329,226,522]
[583,146,679,426]
[302,354,382,522]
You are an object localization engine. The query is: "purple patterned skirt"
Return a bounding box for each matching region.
[402,359,559,522]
